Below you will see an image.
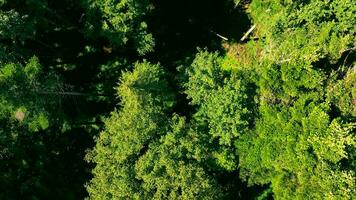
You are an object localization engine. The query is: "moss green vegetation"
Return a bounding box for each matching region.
[0,0,355,199]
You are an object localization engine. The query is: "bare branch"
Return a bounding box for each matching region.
[240,25,256,42]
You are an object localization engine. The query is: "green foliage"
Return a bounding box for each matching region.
[135,116,223,200]
[256,187,272,200]
[86,61,176,199]
[250,0,356,63]
[200,76,252,146]
[183,51,226,105]
[0,57,60,131]
[0,10,32,41]
[233,1,356,199]
[87,61,231,199]
[1,0,355,199]
[0,10,34,63]
[257,61,325,107]
[237,100,355,199]
[184,50,256,171]
[118,61,175,111]
[327,65,356,117]
[86,0,154,55]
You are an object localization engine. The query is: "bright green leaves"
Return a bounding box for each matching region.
[250,0,356,63]
[184,50,256,171]
[135,116,223,200]
[87,61,225,199]
[259,61,325,105]
[237,58,355,198]
[327,65,356,117]
[87,0,154,55]
[118,61,175,111]
[233,1,356,198]
[85,1,356,199]
[86,61,175,199]
[307,118,355,163]
[98,61,174,161]
[184,51,226,105]
[237,102,356,200]
[200,77,251,146]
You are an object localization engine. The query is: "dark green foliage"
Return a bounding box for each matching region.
[0,122,93,199]
[0,57,93,199]
[0,57,60,131]
[0,10,34,63]
[1,0,355,199]
[86,0,154,55]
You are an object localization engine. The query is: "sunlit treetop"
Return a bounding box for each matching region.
[250,0,356,63]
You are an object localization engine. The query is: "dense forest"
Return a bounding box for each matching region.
[0,0,355,199]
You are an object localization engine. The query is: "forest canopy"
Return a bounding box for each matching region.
[0,0,355,199]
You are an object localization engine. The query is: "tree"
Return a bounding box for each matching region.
[86,61,175,199]
[183,51,226,105]
[249,0,356,63]
[135,116,223,200]
[0,56,63,131]
[85,0,154,55]
[233,1,356,199]
[86,60,233,199]
[0,57,92,199]
[0,2,127,193]
[236,98,355,199]
[1,0,355,199]
[183,50,256,171]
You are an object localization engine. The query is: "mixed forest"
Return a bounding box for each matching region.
[0,0,355,199]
